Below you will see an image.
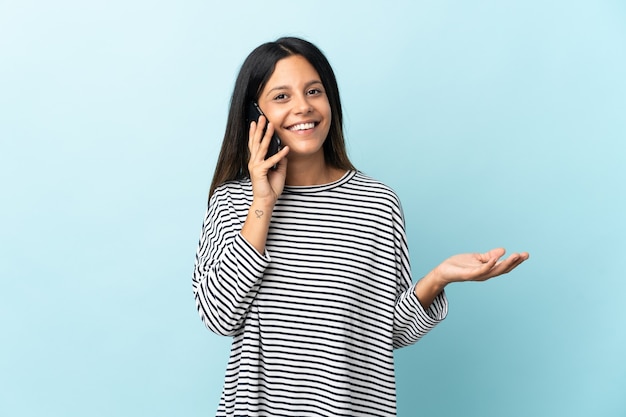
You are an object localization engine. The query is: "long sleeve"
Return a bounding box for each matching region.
[391,197,448,349]
[199,171,448,416]
[192,185,270,336]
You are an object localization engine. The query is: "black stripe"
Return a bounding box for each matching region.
[193,171,448,416]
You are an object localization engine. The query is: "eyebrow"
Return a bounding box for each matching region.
[265,80,323,96]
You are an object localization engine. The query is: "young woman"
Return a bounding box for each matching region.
[193,37,529,417]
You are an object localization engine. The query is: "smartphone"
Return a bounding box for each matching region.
[246,102,282,160]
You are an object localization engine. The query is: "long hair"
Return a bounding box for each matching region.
[208,37,355,197]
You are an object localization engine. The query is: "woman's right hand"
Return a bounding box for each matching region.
[247,116,290,206]
[241,116,290,254]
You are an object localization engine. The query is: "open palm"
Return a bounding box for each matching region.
[435,248,529,284]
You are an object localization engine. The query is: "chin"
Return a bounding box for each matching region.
[287,146,325,159]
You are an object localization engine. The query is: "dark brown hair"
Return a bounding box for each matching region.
[208,37,355,197]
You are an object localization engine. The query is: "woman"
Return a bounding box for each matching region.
[193,37,529,417]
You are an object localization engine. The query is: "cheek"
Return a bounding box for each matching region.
[322,101,332,124]
[322,105,332,131]
[268,109,290,127]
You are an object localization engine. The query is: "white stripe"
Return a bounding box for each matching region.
[193,170,448,416]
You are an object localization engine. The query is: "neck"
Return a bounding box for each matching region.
[285,155,345,186]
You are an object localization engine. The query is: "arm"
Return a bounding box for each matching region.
[241,117,289,253]
[192,117,290,336]
[391,200,448,349]
[192,189,270,336]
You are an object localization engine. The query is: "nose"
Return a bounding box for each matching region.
[293,93,312,115]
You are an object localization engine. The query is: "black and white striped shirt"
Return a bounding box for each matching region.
[193,170,448,416]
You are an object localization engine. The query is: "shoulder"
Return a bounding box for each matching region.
[345,171,402,207]
[209,178,253,208]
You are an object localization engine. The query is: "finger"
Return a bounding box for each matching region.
[250,119,274,164]
[486,247,506,262]
[248,116,268,156]
[266,145,289,170]
[256,116,268,142]
[473,248,503,264]
[258,120,275,155]
[485,253,526,278]
[461,255,498,281]
[501,253,529,274]
[248,120,259,156]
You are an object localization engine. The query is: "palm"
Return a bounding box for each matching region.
[436,248,529,284]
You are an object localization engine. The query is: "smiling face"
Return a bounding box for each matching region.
[257,55,331,163]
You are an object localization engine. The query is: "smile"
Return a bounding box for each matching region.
[287,122,317,131]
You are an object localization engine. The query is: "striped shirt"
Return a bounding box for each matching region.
[193,170,448,416]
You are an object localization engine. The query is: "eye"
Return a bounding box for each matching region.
[273,93,288,101]
[307,88,323,96]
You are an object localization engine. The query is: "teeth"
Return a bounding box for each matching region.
[289,122,315,131]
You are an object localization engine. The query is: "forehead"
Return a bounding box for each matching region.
[265,55,322,87]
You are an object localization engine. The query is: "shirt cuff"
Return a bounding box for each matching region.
[410,283,449,323]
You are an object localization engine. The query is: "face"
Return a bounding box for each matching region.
[257,55,331,162]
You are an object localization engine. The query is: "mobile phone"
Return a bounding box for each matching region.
[246,102,282,160]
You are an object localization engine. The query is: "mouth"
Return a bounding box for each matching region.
[286,121,318,131]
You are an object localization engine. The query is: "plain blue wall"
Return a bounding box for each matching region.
[1,1,624,416]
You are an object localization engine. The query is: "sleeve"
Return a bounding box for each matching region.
[391,197,448,349]
[192,187,270,336]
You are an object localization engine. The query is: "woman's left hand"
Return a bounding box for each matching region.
[414,248,529,310]
[433,248,530,286]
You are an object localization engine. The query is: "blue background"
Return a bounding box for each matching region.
[1,1,624,416]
